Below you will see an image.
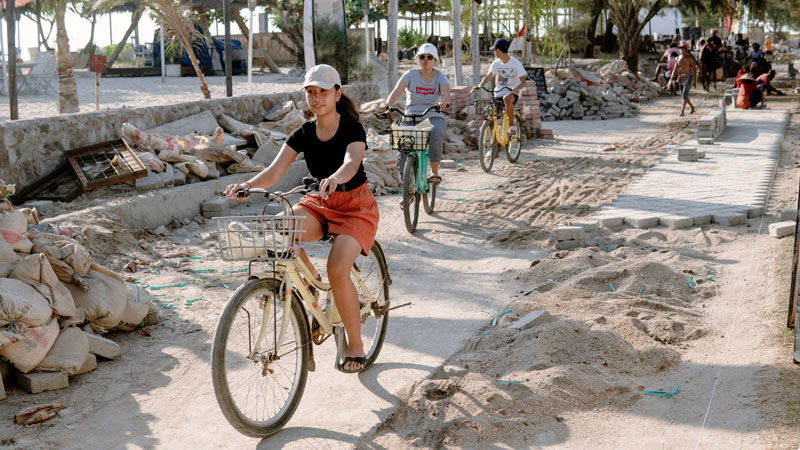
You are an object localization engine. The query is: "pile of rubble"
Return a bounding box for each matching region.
[0,182,156,398]
[539,71,662,122]
[123,101,314,191]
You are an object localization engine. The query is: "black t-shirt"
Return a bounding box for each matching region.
[286,116,368,188]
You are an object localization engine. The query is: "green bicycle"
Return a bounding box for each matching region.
[383,105,445,233]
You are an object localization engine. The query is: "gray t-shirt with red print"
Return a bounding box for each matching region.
[400,68,450,120]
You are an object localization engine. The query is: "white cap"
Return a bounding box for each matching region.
[302,64,341,90]
[417,43,439,61]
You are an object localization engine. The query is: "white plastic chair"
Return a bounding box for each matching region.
[24,51,57,95]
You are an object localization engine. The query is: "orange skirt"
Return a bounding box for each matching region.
[296,182,379,255]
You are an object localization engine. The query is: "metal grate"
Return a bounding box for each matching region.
[65,138,147,191]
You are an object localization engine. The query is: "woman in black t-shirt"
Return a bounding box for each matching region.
[225,65,379,374]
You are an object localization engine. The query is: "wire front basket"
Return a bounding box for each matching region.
[215,215,305,262]
[390,128,431,153]
[474,98,503,118]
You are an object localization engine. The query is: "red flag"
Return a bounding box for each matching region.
[517,25,525,38]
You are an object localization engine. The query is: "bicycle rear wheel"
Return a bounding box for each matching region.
[212,278,310,437]
[423,164,437,214]
[402,156,420,233]
[353,241,390,367]
[478,120,495,173]
[506,112,524,163]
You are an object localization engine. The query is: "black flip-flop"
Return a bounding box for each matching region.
[339,356,368,374]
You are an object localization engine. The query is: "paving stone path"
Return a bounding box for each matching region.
[590,108,790,229]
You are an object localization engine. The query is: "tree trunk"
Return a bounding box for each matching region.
[600,16,615,53]
[303,0,315,70]
[471,0,480,84]
[36,11,53,52]
[232,8,249,43]
[387,0,399,91]
[106,5,144,67]
[54,3,79,113]
[522,0,530,64]
[610,0,663,74]
[361,0,370,65]
[452,0,463,85]
[86,12,96,50]
[583,2,602,58]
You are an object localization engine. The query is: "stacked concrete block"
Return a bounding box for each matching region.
[696,108,727,144]
[553,226,585,250]
[769,221,796,238]
[678,146,699,162]
[571,220,599,232]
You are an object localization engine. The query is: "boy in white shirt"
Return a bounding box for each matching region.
[473,38,527,138]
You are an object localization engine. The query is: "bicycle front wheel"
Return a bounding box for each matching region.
[402,156,420,233]
[212,278,310,438]
[506,112,524,163]
[423,164,437,214]
[353,241,390,368]
[478,120,495,173]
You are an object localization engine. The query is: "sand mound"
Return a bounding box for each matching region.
[368,319,678,448]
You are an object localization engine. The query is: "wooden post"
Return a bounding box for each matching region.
[471,0,479,86]
[387,0,398,91]
[7,0,18,120]
[95,72,99,110]
[223,0,232,97]
[788,178,800,329]
[452,0,463,85]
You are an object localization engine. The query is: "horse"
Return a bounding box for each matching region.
[698,44,723,91]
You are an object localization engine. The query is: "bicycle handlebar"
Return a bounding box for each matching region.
[379,105,448,123]
[234,182,319,200]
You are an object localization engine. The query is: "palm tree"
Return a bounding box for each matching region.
[387,0,398,90]
[97,0,211,98]
[35,0,80,113]
[608,0,663,73]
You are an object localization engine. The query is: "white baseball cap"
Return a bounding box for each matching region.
[417,43,439,61]
[302,64,342,89]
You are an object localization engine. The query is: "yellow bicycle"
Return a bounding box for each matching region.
[211,181,392,437]
[474,86,526,173]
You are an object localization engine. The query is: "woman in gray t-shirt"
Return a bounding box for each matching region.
[381,43,450,183]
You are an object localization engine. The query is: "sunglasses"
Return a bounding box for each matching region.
[418,54,435,61]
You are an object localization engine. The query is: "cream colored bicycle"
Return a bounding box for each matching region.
[210,181,392,437]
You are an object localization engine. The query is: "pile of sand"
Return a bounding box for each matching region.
[369,318,678,448]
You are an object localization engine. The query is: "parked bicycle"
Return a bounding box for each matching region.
[381,105,446,233]
[211,181,393,437]
[473,86,526,173]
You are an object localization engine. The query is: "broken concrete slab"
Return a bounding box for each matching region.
[16,371,68,394]
[85,332,121,360]
[509,310,553,330]
[135,169,161,191]
[440,160,457,169]
[147,110,220,137]
[769,221,796,238]
[74,353,97,376]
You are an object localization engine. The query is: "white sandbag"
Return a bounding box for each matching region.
[186,160,209,178]
[12,237,33,253]
[11,254,77,318]
[36,326,89,375]
[0,278,53,327]
[0,210,27,236]
[116,284,153,331]
[136,151,166,173]
[29,230,92,287]
[65,265,127,329]
[0,317,59,373]
[74,352,97,375]
[18,208,39,225]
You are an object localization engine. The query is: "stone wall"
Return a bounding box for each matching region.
[0,83,379,191]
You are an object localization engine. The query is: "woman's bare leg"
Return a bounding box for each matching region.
[327,234,366,372]
[286,206,324,279]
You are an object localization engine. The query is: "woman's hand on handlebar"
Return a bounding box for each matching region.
[225,182,251,200]
[318,176,340,199]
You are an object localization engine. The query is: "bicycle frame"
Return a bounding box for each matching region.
[249,256,377,357]
[406,150,430,194]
